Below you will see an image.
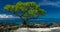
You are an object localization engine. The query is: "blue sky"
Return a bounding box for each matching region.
[0,0,60,18]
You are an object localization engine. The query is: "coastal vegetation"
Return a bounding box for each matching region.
[4,2,45,27]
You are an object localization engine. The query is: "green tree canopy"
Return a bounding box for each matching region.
[4,2,45,18]
[4,2,45,25]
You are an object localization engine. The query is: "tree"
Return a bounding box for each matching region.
[4,2,45,27]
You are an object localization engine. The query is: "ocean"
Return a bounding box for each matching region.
[28,18,60,24]
[0,18,22,24]
[0,18,60,24]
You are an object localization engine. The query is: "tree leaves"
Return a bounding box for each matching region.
[4,2,45,18]
[4,5,11,10]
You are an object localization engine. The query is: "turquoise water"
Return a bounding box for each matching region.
[0,18,22,24]
[0,18,60,24]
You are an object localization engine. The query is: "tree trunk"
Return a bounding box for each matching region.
[22,20,27,27]
[19,16,28,27]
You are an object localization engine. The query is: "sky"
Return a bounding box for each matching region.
[0,0,60,18]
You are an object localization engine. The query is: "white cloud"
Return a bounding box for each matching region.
[39,0,60,7]
[0,14,18,18]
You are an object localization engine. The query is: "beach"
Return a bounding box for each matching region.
[12,27,60,32]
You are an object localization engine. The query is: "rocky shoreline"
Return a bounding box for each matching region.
[0,22,60,32]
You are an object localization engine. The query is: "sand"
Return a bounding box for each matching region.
[12,27,60,32]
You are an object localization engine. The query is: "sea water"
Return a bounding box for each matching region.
[0,18,60,24]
